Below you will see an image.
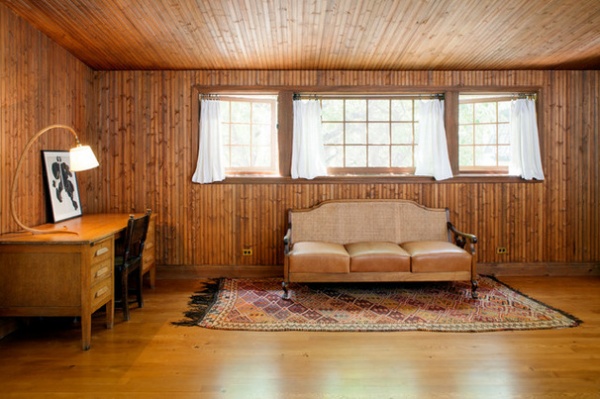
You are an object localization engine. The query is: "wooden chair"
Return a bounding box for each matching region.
[114,210,152,321]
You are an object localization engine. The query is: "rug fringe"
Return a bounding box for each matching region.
[172,278,221,327]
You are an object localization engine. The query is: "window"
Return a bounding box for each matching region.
[194,86,542,183]
[219,94,278,175]
[320,96,422,175]
[458,94,513,173]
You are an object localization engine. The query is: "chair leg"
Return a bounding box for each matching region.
[137,266,144,309]
[122,269,130,321]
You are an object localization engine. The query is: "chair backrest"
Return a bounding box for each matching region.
[120,210,152,265]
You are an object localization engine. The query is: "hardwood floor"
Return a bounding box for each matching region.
[0,275,598,398]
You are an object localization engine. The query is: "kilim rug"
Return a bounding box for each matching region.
[174,276,581,332]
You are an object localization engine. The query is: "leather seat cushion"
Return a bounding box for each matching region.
[401,241,471,273]
[289,241,349,273]
[346,242,411,272]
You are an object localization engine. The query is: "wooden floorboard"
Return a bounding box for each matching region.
[0,275,598,398]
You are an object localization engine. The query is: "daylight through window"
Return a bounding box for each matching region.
[458,94,514,173]
[319,96,424,175]
[220,94,278,175]
[194,88,541,181]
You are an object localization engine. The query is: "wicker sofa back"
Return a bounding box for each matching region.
[289,199,449,245]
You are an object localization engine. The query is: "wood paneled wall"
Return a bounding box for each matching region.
[0,4,95,235]
[92,70,599,269]
[2,5,599,272]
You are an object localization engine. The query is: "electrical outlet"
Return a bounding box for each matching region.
[496,247,508,254]
[242,248,253,256]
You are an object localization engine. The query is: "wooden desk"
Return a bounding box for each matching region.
[0,214,152,350]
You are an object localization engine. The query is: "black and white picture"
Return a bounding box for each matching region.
[42,150,82,222]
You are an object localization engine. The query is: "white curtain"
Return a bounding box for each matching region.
[291,99,328,179]
[192,98,225,184]
[509,98,545,180]
[414,99,453,180]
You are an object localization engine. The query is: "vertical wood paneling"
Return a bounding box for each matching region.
[0,4,94,235]
[102,68,595,268]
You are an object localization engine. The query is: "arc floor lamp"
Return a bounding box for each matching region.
[10,124,99,235]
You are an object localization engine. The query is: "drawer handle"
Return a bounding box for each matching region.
[95,286,109,298]
[95,247,109,257]
[95,266,109,278]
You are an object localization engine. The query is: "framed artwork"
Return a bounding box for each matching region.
[42,150,83,223]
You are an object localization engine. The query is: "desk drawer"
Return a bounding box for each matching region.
[90,279,112,309]
[91,258,112,285]
[91,238,113,265]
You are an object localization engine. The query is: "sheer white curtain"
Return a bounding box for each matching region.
[291,99,328,179]
[192,98,225,184]
[414,99,453,180]
[509,98,545,180]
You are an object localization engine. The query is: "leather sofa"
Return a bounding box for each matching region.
[283,199,478,299]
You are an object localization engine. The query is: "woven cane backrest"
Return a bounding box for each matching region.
[290,199,449,245]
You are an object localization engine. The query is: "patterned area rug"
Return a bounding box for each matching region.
[175,277,580,332]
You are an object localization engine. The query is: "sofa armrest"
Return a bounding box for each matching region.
[447,221,478,250]
[283,228,292,255]
[447,221,479,297]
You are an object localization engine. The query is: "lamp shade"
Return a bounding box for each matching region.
[69,144,99,171]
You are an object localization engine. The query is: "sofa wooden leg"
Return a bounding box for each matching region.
[471,279,479,299]
[282,281,290,300]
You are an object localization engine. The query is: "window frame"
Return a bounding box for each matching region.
[192,85,543,184]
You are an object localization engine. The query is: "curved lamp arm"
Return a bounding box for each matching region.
[10,124,99,235]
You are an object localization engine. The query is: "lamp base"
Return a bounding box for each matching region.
[20,225,79,235]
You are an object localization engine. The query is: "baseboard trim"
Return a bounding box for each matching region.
[158,262,600,279]
[157,265,282,279]
[478,262,600,276]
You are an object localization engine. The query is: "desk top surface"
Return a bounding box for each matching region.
[0,214,141,245]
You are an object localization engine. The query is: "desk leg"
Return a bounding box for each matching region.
[80,300,113,351]
[106,299,114,329]
[81,314,91,351]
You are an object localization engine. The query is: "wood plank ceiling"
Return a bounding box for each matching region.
[3,0,600,70]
